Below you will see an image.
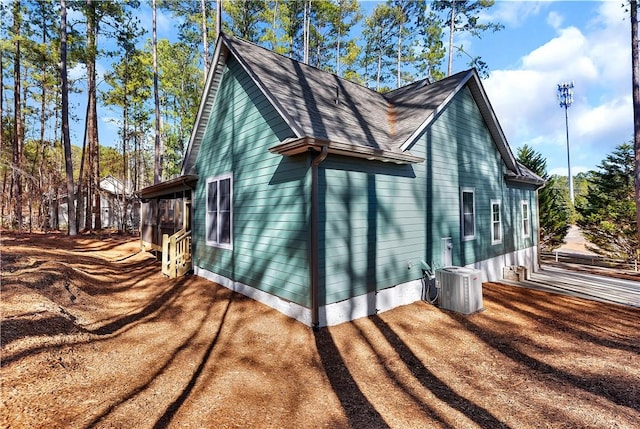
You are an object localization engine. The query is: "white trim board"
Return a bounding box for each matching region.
[193,244,539,327]
[194,266,423,327]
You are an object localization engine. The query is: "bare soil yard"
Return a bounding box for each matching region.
[1,232,639,428]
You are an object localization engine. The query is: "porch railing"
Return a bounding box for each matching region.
[162,228,192,278]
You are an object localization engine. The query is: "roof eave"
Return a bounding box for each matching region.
[137,175,199,199]
[504,173,545,188]
[270,137,424,165]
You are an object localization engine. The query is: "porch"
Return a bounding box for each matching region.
[138,175,198,279]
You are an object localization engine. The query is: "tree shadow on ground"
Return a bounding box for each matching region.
[152,293,234,429]
[85,284,231,427]
[314,327,390,429]
[443,308,640,412]
[484,283,640,355]
[369,315,509,428]
[1,274,188,366]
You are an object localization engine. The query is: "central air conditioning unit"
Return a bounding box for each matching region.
[436,267,483,314]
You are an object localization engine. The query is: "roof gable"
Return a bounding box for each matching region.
[183,34,536,180]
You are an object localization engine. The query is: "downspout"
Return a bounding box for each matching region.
[311,146,328,331]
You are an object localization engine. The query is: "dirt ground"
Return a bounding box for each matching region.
[1,232,639,429]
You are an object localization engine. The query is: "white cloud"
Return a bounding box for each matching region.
[574,95,631,141]
[156,9,174,34]
[546,11,564,30]
[482,1,549,28]
[521,27,596,77]
[101,116,121,127]
[484,1,632,174]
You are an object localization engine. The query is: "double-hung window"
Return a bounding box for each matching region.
[491,199,502,244]
[206,174,233,248]
[461,188,475,241]
[521,200,530,238]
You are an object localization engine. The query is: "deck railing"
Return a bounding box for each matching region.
[162,228,192,278]
[541,251,638,272]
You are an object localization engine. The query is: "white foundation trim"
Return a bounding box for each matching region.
[194,265,425,328]
[194,245,538,327]
[470,245,539,282]
[194,266,312,326]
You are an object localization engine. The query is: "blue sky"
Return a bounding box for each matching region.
[91,0,632,178]
[476,1,632,176]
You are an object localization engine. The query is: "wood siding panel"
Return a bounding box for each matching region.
[320,87,538,305]
[192,57,310,306]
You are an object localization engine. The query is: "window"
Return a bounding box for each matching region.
[461,188,475,240]
[206,174,232,248]
[491,200,502,244]
[521,200,530,238]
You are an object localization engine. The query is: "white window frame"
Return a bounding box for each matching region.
[521,200,530,239]
[206,174,233,249]
[491,199,502,245]
[461,187,476,241]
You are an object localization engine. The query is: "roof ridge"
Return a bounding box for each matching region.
[223,33,388,100]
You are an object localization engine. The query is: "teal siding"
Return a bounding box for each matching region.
[319,156,424,304]
[193,57,310,306]
[320,87,539,304]
[193,66,538,308]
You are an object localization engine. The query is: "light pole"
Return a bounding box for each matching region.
[558,82,575,205]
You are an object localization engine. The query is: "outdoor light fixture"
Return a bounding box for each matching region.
[557,81,575,205]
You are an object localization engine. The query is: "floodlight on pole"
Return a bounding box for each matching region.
[558,81,575,205]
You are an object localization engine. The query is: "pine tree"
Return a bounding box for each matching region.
[60,0,76,235]
[432,0,503,77]
[223,0,265,42]
[517,145,570,251]
[156,39,201,179]
[362,4,397,91]
[576,143,638,261]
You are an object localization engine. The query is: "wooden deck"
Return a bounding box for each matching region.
[502,265,640,308]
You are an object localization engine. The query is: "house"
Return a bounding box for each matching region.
[140,33,544,328]
[50,176,140,231]
[98,175,140,230]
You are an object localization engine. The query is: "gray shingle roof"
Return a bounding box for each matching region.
[225,34,467,154]
[183,33,543,185]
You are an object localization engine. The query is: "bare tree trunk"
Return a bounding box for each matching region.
[217,0,222,39]
[60,0,77,235]
[153,0,161,184]
[397,21,402,88]
[38,5,48,231]
[1,170,6,226]
[122,63,129,231]
[632,0,640,256]
[86,0,101,230]
[76,98,89,229]
[376,49,382,91]
[13,0,23,232]
[303,0,309,64]
[447,0,455,76]
[201,0,209,78]
[0,39,4,225]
